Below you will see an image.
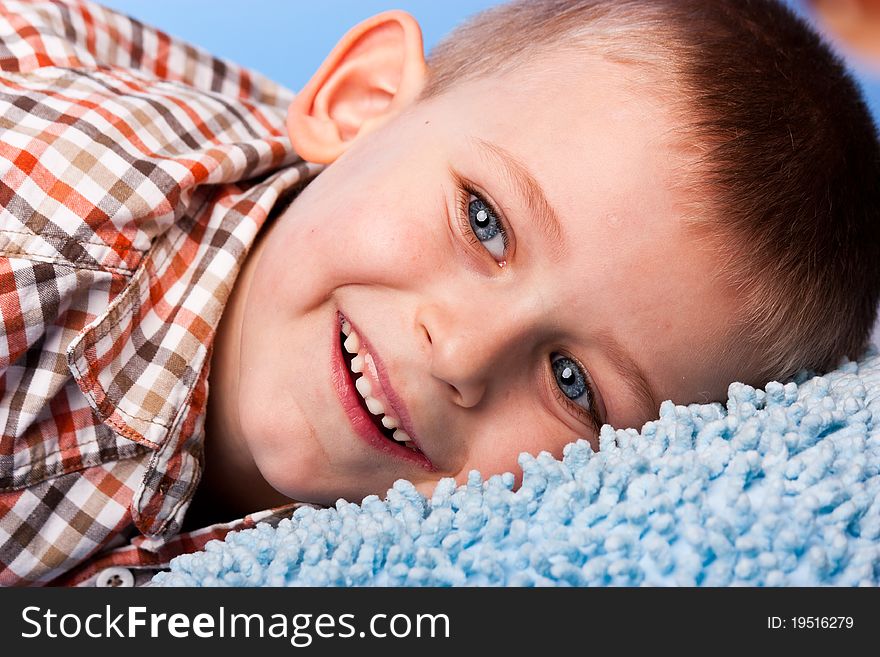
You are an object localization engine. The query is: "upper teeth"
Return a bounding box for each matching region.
[342,318,413,446]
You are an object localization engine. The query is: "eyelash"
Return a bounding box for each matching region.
[549,353,603,434]
[454,183,510,264]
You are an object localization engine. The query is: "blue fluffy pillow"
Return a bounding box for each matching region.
[151,351,880,586]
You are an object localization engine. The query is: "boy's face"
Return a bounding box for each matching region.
[215,50,741,506]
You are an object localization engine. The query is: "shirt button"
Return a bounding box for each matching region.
[96,566,135,588]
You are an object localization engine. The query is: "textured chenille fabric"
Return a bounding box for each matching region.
[0,0,320,586]
[153,355,880,587]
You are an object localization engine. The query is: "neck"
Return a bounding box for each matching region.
[190,232,291,530]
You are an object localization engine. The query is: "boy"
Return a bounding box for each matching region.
[1,0,878,586]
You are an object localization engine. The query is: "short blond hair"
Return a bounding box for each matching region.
[421,0,880,386]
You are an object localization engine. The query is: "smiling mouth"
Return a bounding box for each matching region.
[338,319,420,452]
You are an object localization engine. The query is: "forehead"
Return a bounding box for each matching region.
[453,52,684,210]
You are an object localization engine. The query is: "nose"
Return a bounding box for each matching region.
[418,295,534,408]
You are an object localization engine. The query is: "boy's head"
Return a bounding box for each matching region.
[205,0,880,509]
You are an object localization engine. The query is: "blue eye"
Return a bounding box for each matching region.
[467,194,507,260]
[551,354,599,426]
[552,355,587,399]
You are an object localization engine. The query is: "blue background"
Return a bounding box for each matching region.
[97,0,880,121]
[96,1,501,91]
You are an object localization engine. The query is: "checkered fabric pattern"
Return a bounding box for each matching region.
[0,0,320,585]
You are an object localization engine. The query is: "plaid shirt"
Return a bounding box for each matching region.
[0,0,320,586]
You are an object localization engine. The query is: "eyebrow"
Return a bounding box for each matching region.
[470,137,567,260]
[594,329,661,427]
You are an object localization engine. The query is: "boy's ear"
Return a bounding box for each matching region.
[286,10,427,164]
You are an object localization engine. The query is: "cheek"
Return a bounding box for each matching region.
[462,402,581,486]
[271,167,446,292]
[235,347,317,453]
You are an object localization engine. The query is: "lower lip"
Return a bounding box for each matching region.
[330,314,433,469]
